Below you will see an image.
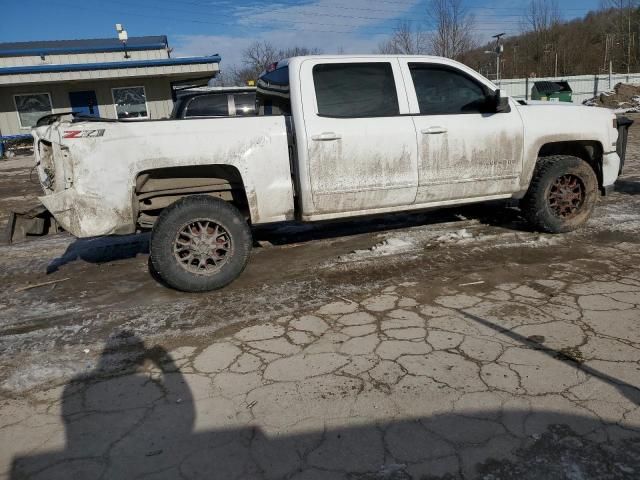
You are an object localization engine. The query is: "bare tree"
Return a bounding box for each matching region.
[229,41,322,85]
[522,0,561,76]
[240,41,280,80]
[377,21,429,54]
[280,46,323,58]
[427,0,476,60]
[600,0,639,9]
[525,0,561,33]
[600,0,640,72]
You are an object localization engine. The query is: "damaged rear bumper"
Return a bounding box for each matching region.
[39,189,135,238]
[2,203,60,245]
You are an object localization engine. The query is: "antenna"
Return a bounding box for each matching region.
[493,33,506,83]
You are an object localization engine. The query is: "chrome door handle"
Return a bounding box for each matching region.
[311,132,342,141]
[421,127,448,134]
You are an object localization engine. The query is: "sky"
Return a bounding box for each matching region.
[1,0,603,68]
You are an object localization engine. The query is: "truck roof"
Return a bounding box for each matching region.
[273,55,497,91]
[282,54,466,63]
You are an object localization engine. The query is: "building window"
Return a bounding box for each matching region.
[14,93,52,128]
[112,86,148,119]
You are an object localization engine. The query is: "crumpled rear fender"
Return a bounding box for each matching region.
[39,189,135,238]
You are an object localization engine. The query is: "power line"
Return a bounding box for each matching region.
[19,0,604,46]
[38,0,524,34]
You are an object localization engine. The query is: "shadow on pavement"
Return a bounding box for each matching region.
[615,176,640,195]
[460,310,640,407]
[10,328,640,479]
[253,200,529,247]
[46,234,150,274]
[42,201,527,275]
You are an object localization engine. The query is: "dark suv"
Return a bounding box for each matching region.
[171,88,256,119]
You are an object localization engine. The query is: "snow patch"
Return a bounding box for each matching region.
[436,228,474,243]
[346,237,417,259]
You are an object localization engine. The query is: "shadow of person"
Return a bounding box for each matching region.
[10,331,640,479]
[11,331,194,479]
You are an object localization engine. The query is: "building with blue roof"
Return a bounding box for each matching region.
[0,34,220,142]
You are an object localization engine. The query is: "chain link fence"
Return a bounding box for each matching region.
[498,73,640,104]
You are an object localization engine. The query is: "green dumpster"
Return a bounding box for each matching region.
[531,81,573,102]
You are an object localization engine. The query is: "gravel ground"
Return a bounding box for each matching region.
[1,115,640,479]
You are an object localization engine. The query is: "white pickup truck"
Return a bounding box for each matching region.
[32,55,630,292]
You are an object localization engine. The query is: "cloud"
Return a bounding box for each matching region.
[173,30,389,69]
[233,0,419,30]
[172,0,421,67]
[171,0,547,67]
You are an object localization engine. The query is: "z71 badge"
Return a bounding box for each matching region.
[63,129,106,139]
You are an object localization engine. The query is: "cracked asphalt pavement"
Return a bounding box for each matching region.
[1,115,640,479]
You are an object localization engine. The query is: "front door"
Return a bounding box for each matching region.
[300,59,418,215]
[69,91,100,118]
[401,62,524,203]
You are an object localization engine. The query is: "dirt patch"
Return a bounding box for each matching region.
[585,82,640,112]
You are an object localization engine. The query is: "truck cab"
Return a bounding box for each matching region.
[282,57,523,219]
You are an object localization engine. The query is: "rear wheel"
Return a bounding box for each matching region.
[521,155,598,233]
[150,196,252,292]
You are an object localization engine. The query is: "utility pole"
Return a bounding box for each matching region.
[493,33,506,83]
[628,0,632,74]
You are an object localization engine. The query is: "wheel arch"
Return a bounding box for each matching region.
[537,140,605,193]
[520,154,599,233]
[133,164,253,229]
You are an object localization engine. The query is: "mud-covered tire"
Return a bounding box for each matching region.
[150,196,252,292]
[521,155,598,233]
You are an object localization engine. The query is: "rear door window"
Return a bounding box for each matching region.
[185,94,229,117]
[312,63,399,118]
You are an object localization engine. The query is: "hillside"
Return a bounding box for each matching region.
[462,7,640,80]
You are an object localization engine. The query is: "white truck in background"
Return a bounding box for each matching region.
[31,55,631,292]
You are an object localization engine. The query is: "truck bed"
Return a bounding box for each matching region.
[33,115,294,237]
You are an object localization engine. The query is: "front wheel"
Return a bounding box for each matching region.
[521,155,599,233]
[150,196,252,292]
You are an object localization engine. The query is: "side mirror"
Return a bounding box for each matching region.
[494,90,511,113]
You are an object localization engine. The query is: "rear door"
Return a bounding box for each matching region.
[299,58,418,215]
[401,61,524,203]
